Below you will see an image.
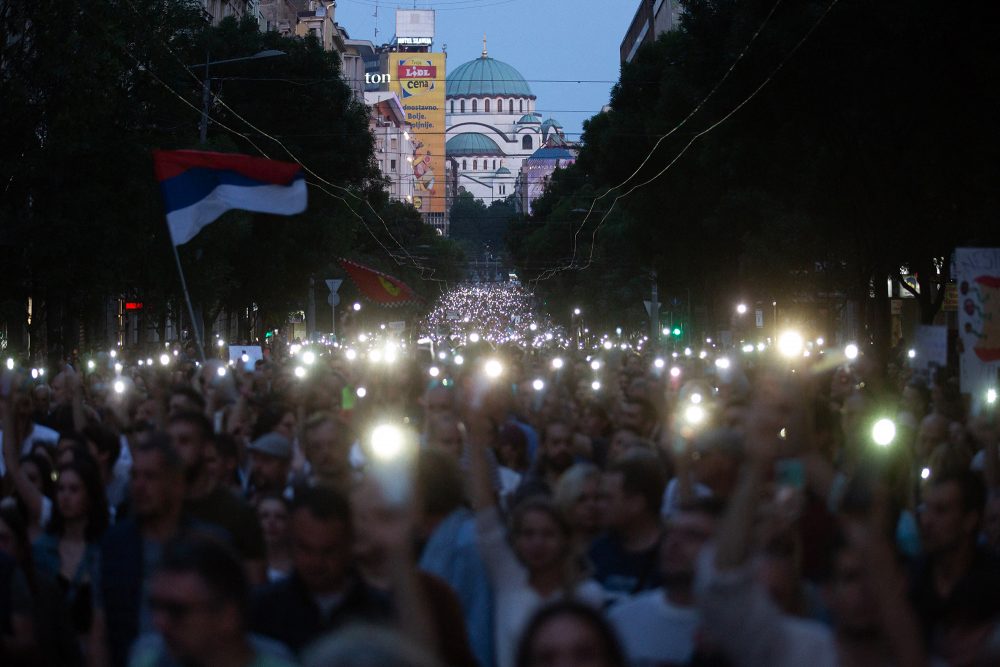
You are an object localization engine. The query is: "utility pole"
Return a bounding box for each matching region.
[650,270,659,342]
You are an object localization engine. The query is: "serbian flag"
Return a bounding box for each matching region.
[153,149,307,245]
[339,258,422,306]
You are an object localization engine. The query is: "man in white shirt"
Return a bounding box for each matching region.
[609,498,721,667]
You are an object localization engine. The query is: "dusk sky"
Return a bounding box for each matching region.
[334,0,637,137]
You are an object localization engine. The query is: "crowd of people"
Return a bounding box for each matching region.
[1,316,999,667]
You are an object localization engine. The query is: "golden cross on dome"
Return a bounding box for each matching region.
[482,34,488,58]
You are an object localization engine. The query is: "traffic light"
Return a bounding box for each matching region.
[671,327,682,337]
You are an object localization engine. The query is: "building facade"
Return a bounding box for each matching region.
[365,92,416,205]
[516,143,577,216]
[444,43,567,208]
[620,0,683,63]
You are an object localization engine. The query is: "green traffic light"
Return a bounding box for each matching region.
[672,328,682,336]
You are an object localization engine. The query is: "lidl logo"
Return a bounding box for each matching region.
[397,59,438,98]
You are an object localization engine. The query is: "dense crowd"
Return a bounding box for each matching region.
[1,311,999,667]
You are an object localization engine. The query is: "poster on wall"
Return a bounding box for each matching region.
[389,52,446,214]
[956,248,1000,408]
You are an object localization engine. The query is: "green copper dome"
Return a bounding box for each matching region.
[446,132,504,157]
[447,56,534,99]
[517,114,540,124]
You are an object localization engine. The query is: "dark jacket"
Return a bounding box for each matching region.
[249,571,391,655]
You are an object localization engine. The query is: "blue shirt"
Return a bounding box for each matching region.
[420,508,495,667]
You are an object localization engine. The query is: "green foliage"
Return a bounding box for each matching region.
[510,0,1000,337]
[448,191,517,256]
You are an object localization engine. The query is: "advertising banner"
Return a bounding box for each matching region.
[956,248,1000,405]
[389,52,445,214]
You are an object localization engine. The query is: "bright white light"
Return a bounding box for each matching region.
[591,380,601,391]
[294,366,306,379]
[921,467,931,480]
[146,358,153,366]
[907,349,916,359]
[590,360,601,371]
[706,338,713,344]
[30,368,38,379]
[173,350,179,357]
[356,386,367,398]
[110,350,117,358]
[670,366,681,378]
[844,343,859,360]
[113,380,126,394]
[757,343,766,352]
[544,332,553,341]
[6,359,16,371]
[603,340,613,350]
[684,404,706,426]
[159,354,170,366]
[552,358,564,370]
[573,308,581,316]
[987,388,997,405]
[138,360,145,367]
[715,357,731,370]
[736,303,747,315]
[437,351,448,360]
[241,353,249,363]
[383,345,398,364]
[216,367,226,377]
[369,349,383,363]
[38,369,45,376]
[302,350,316,365]
[469,332,481,343]
[87,360,96,370]
[345,349,358,361]
[779,428,787,440]
[698,350,708,360]
[691,392,703,404]
[359,333,368,342]
[114,363,123,373]
[654,358,665,369]
[217,339,226,348]
[289,344,302,355]
[684,348,692,357]
[484,359,503,379]
[532,378,545,391]
[662,328,670,336]
[742,344,755,353]
[815,337,824,346]
[353,302,362,311]
[454,355,465,366]
[777,331,805,358]
[872,418,896,447]
[429,366,440,378]
[371,424,405,461]
[529,323,538,331]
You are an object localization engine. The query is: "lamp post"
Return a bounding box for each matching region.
[189,49,286,144]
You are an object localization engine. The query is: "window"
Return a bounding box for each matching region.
[450,101,454,113]
[508,99,514,113]
[472,99,478,112]
[461,100,465,112]
[522,136,532,150]
[493,160,497,169]
[390,159,396,171]
[473,160,478,170]
[499,185,505,195]
[519,100,523,113]
[485,99,490,113]
[390,137,397,151]
[462,160,467,170]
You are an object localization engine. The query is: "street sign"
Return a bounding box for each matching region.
[643,301,661,317]
[327,293,340,307]
[325,279,343,293]
[755,309,764,328]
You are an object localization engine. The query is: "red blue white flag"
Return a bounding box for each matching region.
[153,149,307,245]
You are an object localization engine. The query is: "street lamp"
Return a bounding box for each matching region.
[189,49,286,144]
[736,303,747,315]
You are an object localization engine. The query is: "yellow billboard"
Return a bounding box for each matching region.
[389,52,445,214]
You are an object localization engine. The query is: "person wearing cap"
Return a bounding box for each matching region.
[248,432,293,504]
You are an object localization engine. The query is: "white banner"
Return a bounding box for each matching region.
[913,325,947,368]
[956,248,1000,407]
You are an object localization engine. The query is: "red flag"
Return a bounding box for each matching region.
[339,258,422,306]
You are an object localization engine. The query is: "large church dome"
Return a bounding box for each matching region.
[447,56,534,99]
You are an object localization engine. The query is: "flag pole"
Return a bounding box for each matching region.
[171,242,207,363]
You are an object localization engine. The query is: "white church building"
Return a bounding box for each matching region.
[445,42,567,206]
